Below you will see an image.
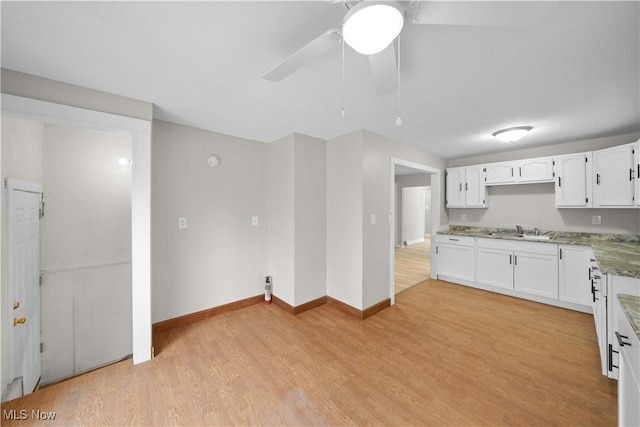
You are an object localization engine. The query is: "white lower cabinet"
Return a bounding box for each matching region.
[513,251,558,298]
[435,235,475,282]
[617,298,640,427]
[606,276,640,380]
[558,245,593,307]
[476,247,513,289]
[476,238,558,298]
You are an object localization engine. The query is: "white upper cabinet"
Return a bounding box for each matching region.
[516,157,554,183]
[445,166,487,208]
[484,157,553,185]
[445,167,466,208]
[485,161,516,185]
[593,142,636,208]
[554,152,593,208]
[464,165,487,207]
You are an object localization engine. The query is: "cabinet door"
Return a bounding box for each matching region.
[485,162,515,185]
[445,168,465,208]
[555,153,592,208]
[513,252,558,298]
[476,247,513,289]
[436,244,474,282]
[517,157,554,183]
[464,165,487,207]
[608,275,640,379]
[617,301,640,427]
[558,245,592,306]
[635,140,640,207]
[593,143,636,207]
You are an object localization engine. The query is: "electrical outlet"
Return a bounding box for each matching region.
[252,216,259,226]
[178,217,187,229]
[461,214,467,222]
[592,215,601,225]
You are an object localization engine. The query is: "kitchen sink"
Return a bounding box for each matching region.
[522,234,553,241]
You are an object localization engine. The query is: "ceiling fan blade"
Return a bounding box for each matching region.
[368,42,397,97]
[262,28,341,81]
[406,1,558,28]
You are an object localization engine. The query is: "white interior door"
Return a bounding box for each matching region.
[7,178,43,396]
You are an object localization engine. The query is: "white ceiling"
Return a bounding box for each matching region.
[1,1,638,160]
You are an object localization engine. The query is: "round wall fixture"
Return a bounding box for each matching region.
[207,155,221,167]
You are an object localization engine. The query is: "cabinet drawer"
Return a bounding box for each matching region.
[436,234,475,247]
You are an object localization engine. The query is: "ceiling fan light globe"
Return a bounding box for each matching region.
[492,126,533,142]
[343,2,404,55]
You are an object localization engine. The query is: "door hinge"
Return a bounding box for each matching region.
[39,194,45,219]
[552,160,555,166]
[40,343,44,353]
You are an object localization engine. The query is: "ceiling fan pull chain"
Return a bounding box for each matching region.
[396,35,402,126]
[341,36,345,119]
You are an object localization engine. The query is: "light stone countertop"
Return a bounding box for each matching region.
[618,294,640,340]
[437,226,640,279]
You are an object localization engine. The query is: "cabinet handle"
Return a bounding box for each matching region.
[436,246,439,254]
[596,173,600,185]
[511,167,514,177]
[630,168,634,181]
[459,183,462,191]
[637,164,639,180]
[588,267,592,280]
[558,176,561,187]
[559,248,563,259]
[449,238,459,242]
[465,182,468,191]
[519,166,522,177]
[509,254,512,265]
[615,331,631,347]
[514,255,517,265]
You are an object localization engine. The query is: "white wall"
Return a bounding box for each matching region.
[152,120,269,323]
[326,131,364,310]
[326,130,447,311]
[40,124,132,384]
[268,134,295,305]
[361,130,447,309]
[402,187,426,245]
[395,173,431,246]
[0,117,44,398]
[292,134,327,306]
[448,133,640,234]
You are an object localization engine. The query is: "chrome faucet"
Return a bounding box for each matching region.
[534,228,540,236]
[516,225,523,236]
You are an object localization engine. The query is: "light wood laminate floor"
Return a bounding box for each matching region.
[1,279,616,426]
[395,238,431,294]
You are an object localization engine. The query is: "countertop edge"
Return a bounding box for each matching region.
[617,294,640,341]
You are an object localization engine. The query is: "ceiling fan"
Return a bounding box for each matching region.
[262,1,557,95]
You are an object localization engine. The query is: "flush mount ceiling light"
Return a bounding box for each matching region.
[492,126,533,143]
[342,1,404,55]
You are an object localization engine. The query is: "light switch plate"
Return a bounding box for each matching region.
[592,215,601,225]
[252,216,259,226]
[370,214,376,225]
[178,217,187,229]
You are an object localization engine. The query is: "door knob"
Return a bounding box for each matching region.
[12,301,20,309]
[13,317,26,327]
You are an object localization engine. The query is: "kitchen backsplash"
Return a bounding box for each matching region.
[448,183,640,235]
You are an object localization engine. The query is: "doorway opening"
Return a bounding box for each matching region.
[389,159,440,305]
[1,94,152,402]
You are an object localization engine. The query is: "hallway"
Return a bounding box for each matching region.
[394,238,431,294]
